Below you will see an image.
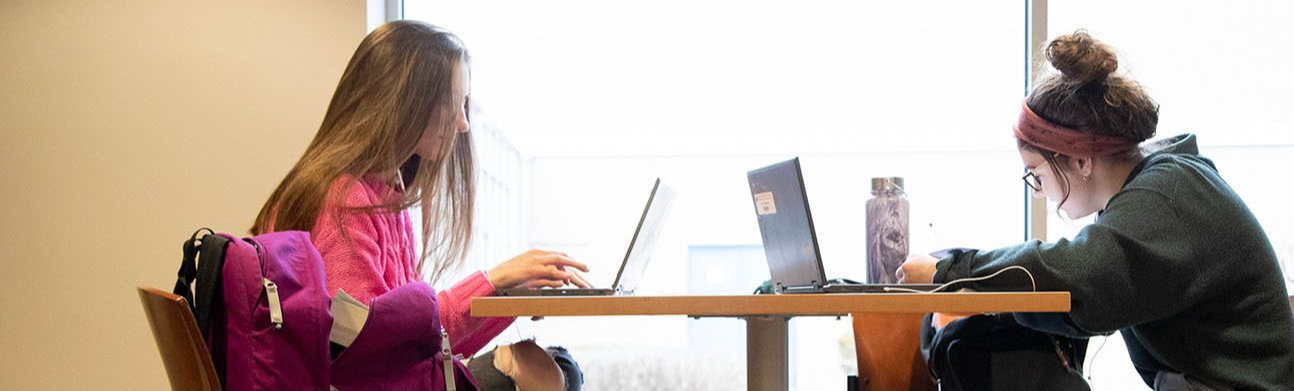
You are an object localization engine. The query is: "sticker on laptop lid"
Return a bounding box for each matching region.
[754,192,777,215]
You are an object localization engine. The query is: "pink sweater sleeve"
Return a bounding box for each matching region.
[310,176,513,357]
[312,180,393,304]
[439,271,515,357]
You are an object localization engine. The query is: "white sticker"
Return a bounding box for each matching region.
[754,192,777,215]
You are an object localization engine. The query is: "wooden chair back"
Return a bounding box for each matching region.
[137,286,221,391]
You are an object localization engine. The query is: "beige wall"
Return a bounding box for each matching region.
[0,1,365,388]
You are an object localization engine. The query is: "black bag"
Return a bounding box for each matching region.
[921,313,1090,391]
[171,227,231,339]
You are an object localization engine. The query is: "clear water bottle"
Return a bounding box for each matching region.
[866,177,909,284]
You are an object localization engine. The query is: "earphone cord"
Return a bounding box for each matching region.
[1086,334,1110,382]
[882,265,1037,293]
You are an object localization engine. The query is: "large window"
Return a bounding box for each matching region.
[408,1,1292,389]
[410,2,1026,389]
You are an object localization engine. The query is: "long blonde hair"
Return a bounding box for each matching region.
[252,21,475,283]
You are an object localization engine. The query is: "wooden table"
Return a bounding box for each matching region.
[473,292,1069,391]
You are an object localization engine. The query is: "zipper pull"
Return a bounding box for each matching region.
[441,328,455,391]
[262,278,283,329]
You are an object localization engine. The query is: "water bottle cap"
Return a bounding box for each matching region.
[871,177,904,192]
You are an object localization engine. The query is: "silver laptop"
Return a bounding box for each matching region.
[501,178,676,296]
[747,158,939,294]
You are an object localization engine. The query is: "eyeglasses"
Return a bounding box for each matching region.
[1022,160,1050,192]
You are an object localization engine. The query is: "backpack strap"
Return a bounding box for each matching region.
[173,228,211,310]
[172,228,230,338]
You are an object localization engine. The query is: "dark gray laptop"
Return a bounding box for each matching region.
[747,158,938,294]
[501,178,676,297]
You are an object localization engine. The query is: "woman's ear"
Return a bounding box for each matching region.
[1069,156,1094,178]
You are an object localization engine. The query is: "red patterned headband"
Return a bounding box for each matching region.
[1013,100,1136,157]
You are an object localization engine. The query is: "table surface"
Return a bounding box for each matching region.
[472,291,1070,317]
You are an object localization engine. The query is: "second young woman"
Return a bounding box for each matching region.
[899,31,1294,390]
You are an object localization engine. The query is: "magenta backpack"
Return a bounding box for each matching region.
[172,228,475,390]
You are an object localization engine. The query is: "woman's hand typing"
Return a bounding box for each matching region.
[488,249,591,291]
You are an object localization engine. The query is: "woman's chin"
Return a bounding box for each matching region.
[1060,207,1095,220]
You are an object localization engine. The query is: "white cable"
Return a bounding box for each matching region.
[881,286,940,293]
[882,265,1037,293]
[1085,335,1110,382]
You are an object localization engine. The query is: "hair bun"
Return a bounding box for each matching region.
[1046,30,1118,86]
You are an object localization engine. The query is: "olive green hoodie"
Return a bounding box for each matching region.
[935,134,1294,389]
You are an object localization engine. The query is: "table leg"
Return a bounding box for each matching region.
[745,316,789,391]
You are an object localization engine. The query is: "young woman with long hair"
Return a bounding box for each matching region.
[252,20,590,360]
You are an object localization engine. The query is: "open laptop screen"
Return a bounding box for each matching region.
[498,178,675,297]
[611,179,676,294]
[747,158,828,293]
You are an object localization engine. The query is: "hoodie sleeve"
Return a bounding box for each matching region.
[934,162,1219,335]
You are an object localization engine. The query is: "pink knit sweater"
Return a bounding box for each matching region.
[310,175,513,357]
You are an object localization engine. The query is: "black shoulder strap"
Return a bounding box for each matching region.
[172,228,229,338]
[193,234,230,336]
[173,228,211,311]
